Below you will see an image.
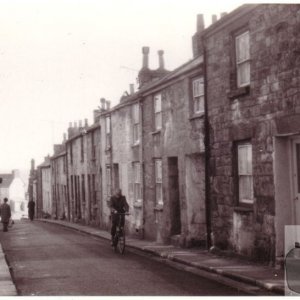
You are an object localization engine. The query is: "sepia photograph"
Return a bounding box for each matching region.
[0,0,299,297]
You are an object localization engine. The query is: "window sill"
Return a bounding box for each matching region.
[189,112,204,121]
[151,129,161,135]
[133,200,143,208]
[234,206,253,213]
[131,142,140,148]
[154,204,163,211]
[227,85,250,99]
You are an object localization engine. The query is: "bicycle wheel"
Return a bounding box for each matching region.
[118,231,125,254]
[113,234,119,252]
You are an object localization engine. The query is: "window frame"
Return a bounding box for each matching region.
[132,162,141,202]
[154,93,162,131]
[106,165,111,198]
[235,30,250,88]
[132,103,140,145]
[235,141,254,206]
[105,116,111,149]
[192,76,205,114]
[154,158,163,205]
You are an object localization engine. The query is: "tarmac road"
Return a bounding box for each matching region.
[0,219,248,296]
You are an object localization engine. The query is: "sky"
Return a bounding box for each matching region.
[0,0,254,172]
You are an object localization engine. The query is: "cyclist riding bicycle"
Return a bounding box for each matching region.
[109,188,129,246]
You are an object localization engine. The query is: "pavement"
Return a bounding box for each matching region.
[33,218,285,296]
[0,240,18,296]
[0,217,285,296]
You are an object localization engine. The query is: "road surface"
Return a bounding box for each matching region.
[0,219,248,296]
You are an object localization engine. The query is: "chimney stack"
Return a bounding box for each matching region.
[129,84,134,95]
[158,50,165,69]
[142,46,150,69]
[63,133,67,143]
[100,98,106,111]
[106,100,111,110]
[220,12,227,18]
[79,120,82,128]
[74,121,78,128]
[196,14,205,32]
[212,14,218,24]
[31,159,35,171]
[84,118,88,127]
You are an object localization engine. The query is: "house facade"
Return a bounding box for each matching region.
[201,4,300,263]
[51,142,68,220]
[39,157,52,217]
[0,169,26,217]
[138,49,206,246]
[65,115,102,225]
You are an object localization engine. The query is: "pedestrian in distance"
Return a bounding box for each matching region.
[28,199,35,221]
[0,198,11,232]
[109,188,129,246]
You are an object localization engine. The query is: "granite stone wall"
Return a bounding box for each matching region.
[205,4,300,261]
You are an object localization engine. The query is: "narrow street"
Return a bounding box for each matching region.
[0,219,248,296]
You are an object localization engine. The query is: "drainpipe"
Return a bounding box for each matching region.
[202,35,212,250]
[139,96,145,239]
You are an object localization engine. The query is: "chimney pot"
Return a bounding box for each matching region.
[142,46,150,69]
[212,14,218,24]
[100,98,106,110]
[158,50,165,69]
[196,14,205,32]
[31,159,35,170]
[129,84,134,95]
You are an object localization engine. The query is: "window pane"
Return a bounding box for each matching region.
[193,78,204,97]
[155,159,162,182]
[237,61,250,87]
[238,144,252,175]
[239,175,254,203]
[236,31,250,62]
[154,94,162,113]
[155,112,162,130]
[133,124,139,143]
[106,117,111,134]
[133,103,139,123]
[194,96,204,113]
[156,183,163,204]
[133,162,141,183]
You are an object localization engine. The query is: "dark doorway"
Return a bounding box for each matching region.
[168,157,181,235]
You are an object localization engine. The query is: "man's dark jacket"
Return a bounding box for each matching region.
[109,195,129,213]
[0,203,11,223]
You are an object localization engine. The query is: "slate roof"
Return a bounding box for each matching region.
[0,174,14,188]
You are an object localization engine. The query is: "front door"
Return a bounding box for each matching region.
[292,139,300,224]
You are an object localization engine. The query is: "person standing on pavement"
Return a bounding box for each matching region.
[28,199,35,221]
[0,198,11,232]
[109,188,129,245]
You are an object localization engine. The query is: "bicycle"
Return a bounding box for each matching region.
[112,212,129,254]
